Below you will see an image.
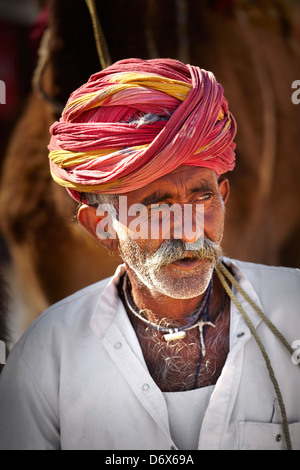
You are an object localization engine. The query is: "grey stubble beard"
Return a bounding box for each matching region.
[118,235,222,299]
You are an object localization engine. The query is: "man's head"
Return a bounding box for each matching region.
[77,165,229,299]
[47,58,236,298]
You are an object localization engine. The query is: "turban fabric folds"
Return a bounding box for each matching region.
[48,58,237,202]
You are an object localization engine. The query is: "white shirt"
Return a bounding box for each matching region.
[164,385,215,450]
[0,257,300,450]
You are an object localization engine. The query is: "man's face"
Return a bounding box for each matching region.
[114,166,228,299]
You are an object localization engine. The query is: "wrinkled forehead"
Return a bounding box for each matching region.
[124,166,218,204]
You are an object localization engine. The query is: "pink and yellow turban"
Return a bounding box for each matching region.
[48,58,237,202]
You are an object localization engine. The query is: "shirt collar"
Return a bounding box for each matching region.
[221,256,264,329]
[90,257,264,338]
[90,264,126,338]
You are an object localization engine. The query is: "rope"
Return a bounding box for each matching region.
[85,0,111,69]
[217,261,299,360]
[216,260,294,450]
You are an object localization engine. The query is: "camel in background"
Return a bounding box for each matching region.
[0,0,299,336]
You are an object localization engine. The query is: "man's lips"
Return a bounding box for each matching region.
[170,256,202,270]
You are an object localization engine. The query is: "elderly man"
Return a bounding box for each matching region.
[0,59,299,451]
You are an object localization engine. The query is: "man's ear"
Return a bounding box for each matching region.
[77,204,119,252]
[218,176,230,205]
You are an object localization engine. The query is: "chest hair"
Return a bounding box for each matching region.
[130,304,230,392]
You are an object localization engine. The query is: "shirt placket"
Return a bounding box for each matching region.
[101,320,177,449]
[198,267,263,449]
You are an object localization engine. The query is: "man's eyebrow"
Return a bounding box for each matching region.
[140,191,173,206]
[140,181,215,206]
[189,182,216,194]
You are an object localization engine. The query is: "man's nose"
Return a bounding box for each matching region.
[170,204,204,244]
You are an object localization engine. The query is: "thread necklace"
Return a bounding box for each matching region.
[122,273,215,355]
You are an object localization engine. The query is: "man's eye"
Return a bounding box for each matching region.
[195,193,213,201]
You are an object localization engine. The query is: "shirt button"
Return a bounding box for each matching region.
[275,434,282,442]
[237,332,245,338]
[170,445,177,450]
[114,342,122,349]
[142,383,150,392]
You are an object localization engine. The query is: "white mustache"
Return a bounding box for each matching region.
[145,238,222,271]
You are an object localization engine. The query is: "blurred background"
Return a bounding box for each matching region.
[0,0,299,352]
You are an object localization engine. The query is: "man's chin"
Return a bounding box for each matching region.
[149,258,214,299]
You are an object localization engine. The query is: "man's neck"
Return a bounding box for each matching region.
[124,268,223,326]
[118,266,230,392]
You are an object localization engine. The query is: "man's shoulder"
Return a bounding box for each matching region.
[17,274,114,348]
[224,257,300,320]
[229,257,300,286]
[47,275,112,311]
[229,257,298,272]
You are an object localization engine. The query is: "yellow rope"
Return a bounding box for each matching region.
[216,260,293,450]
[85,0,111,69]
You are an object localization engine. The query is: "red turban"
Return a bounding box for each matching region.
[48,58,237,202]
